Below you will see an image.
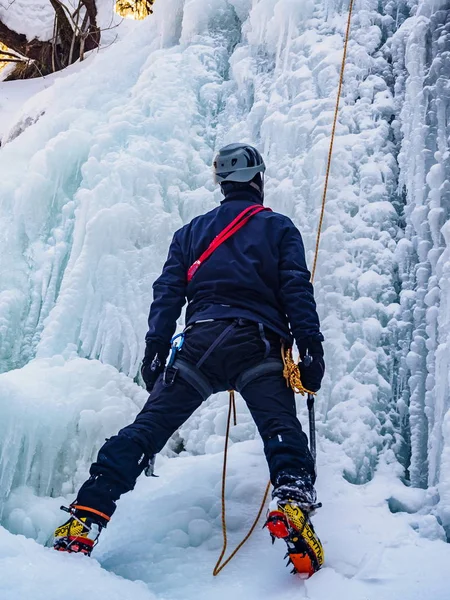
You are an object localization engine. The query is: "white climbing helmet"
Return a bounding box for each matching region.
[213,143,266,184]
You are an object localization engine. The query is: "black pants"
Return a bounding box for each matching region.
[76,320,315,518]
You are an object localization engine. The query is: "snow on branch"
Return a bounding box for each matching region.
[0,0,101,80]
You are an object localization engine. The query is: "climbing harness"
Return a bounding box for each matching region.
[234,358,283,393]
[163,321,279,398]
[54,504,109,555]
[187,204,271,282]
[213,0,355,576]
[163,321,239,394]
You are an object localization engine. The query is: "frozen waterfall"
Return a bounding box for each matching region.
[0,0,449,597]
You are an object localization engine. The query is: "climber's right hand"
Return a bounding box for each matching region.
[297,337,325,393]
[141,342,169,393]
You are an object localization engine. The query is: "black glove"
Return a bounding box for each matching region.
[141,341,169,393]
[297,337,325,393]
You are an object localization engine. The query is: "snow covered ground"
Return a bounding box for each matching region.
[1,425,449,600]
[0,0,449,597]
[0,57,98,143]
[0,356,449,599]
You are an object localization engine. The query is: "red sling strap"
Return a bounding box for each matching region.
[187,204,272,282]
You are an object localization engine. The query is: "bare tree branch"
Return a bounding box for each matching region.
[0,0,108,80]
[68,1,80,65]
[82,0,98,23]
[81,0,100,52]
[0,48,25,59]
[0,57,26,62]
[49,0,75,56]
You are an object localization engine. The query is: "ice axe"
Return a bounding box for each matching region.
[302,353,317,470]
[307,393,317,470]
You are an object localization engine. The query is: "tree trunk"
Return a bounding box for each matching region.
[0,20,53,78]
[80,0,100,53]
[0,0,101,80]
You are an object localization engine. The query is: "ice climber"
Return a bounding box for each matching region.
[53,143,326,576]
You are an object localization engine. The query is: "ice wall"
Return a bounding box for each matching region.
[0,0,403,486]
[0,0,245,511]
[0,0,449,534]
[0,0,405,504]
[0,0,234,375]
[391,1,450,532]
[0,355,147,516]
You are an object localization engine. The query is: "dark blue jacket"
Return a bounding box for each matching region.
[146,189,322,351]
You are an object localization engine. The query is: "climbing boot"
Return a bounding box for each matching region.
[265,496,324,577]
[53,504,109,556]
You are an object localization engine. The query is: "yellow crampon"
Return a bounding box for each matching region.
[266,501,324,577]
[54,517,88,540]
[281,503,324,569]
[53,512,103,555]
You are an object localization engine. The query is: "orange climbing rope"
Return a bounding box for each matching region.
[213,0,355,575]
[213,391,272,576]
[310,0,355,284]
[281,345,316,396]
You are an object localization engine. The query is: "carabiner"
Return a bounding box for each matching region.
[167,332,185,367]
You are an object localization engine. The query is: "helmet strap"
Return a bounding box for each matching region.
[252,172,264,201]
